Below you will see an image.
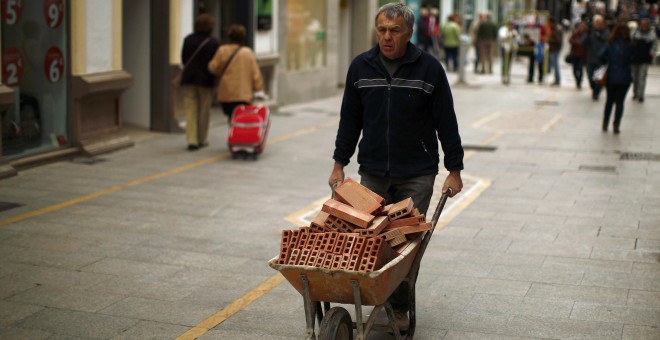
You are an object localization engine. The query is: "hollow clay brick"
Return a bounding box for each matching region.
[388,234,407,247]
[311,211,332,232]
[358,215,389,237]
[289,248,300,265]
[332,233,348,254]
[388,197,414,221]
[382,229,403,241]
[290,230,302,249]
[334,178,383,215]
[308,250,319,267]
[322,199,374,229]
[322,253,335,269]
[322,232,338,252]
[325,215,355,233]
[397,223,431,236]
[298,248,311,266]
[383,215,426,231]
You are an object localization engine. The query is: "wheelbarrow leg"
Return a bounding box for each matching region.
[383,302,403,340]
[351,280,365,340]
[300,275,317,340]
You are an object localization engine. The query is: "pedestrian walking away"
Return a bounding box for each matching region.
[599,23,632,134]
[582,14,609,100]
[328,2,464,333]
[441,13,461,72]
[630,18,657,103]
[178,14,220,151]
[568,21,589,89]
[476,12,498,74]
[547,17,563,86]
[208,24,265,123]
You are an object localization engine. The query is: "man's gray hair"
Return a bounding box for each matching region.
[375,2,415,32]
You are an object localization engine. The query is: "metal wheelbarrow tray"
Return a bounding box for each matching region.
[268,190,451,340]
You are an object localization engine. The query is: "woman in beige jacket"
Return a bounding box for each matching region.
[208,24,264,122]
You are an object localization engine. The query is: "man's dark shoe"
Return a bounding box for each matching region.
[198,142,209,149]
[188,144,199,151]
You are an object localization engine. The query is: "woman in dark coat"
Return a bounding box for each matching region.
[180,14,221,150]
[600,23,632,134]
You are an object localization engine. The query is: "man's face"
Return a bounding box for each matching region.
[640,19,650,32]
[376,13,412,60]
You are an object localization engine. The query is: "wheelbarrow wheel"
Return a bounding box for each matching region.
[319,307,353,340]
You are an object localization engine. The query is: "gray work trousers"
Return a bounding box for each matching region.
[358,171,436,312]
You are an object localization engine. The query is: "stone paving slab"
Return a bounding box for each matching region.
[0,61,658,339]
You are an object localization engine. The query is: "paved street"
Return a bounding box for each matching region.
[1,58,659,339]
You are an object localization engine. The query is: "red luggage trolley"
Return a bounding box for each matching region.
[228,104,270,159]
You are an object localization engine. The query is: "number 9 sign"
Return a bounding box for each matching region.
[44,46,64,84]
[43,0,63,29]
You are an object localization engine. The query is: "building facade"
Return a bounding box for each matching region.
[1,0,593,177]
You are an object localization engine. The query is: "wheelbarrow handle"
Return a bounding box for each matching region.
[430,187,452,230]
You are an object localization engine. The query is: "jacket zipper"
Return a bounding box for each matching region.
[386,82,391,173]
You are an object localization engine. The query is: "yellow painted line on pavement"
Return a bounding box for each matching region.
[176,273,286,340]
[0,120,339,227]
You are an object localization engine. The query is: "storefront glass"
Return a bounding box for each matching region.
[286,0,327,71]
[1,0,68,159]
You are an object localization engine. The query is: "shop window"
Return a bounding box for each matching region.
[1,0,68,158]
[286,0,327,71]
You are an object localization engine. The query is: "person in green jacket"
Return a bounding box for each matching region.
[441,13,461,72]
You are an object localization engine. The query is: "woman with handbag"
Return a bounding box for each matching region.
[599,23,632,134]
[179,14,221,151]
[208,24,264,123]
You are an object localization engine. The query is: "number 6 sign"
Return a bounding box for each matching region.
[44,46,64,84]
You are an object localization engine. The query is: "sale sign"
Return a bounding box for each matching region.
[2,47,23,86]
[1,0,22,26]
[44,46,64,84]
[43,0,62,28]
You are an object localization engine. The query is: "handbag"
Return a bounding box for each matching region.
[172,37,211,88]
[564,54,574,64]
[593,65,607,86]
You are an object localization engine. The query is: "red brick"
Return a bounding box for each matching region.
[388,234,407,247]
[397,222,431,236]
[332,233,348,254]
[358,215,389,237]
[382,214,425,231]
[290,230,302,249]
[322,253,335,269]
[388,197,414,221]
[289,248,300,265]
[334,178,383,215]
[322,232,338,252]
[321,199,374,228]
[381,229,403,241]
[311,211,332,232]
[325,215,355,233]
[307,250,319,267]
[297,248,311,266]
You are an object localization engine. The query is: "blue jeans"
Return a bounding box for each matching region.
[358,171,436,312]
[548,51,560,84]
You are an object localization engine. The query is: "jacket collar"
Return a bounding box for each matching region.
[366,42,422,68]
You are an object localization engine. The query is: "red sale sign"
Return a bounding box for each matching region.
[43,0,62,28]
[44,46,64,84]
[1,0,22,26]
[2,47,23,86]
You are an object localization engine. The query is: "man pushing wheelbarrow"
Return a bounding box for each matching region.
[328,2,464,334]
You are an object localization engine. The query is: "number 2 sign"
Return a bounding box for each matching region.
[2,0,22,26]
[44,46,64,84]
[2,47,23,86]
[43,0,62,28]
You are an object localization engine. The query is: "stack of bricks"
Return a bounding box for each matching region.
[277,178,431,272]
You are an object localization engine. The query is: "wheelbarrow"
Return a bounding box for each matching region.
[268,189,452,339]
